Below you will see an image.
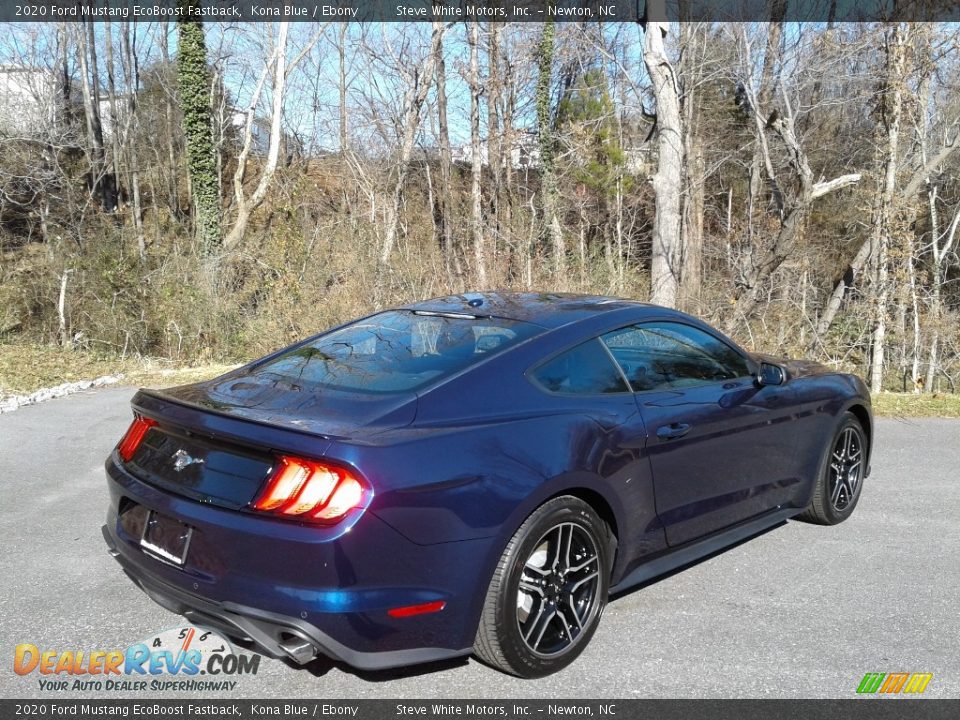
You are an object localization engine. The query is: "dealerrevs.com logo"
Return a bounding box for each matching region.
[14,626,259,692]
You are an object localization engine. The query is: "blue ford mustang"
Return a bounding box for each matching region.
[103,293,872,677]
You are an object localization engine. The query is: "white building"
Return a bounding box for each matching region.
[454,129,650,175]
[228,109,272,155]
[0,65,61,138]
[453,130,542,170]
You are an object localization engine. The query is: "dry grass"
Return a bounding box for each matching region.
[0,344,237,396]
[871,392,960,419]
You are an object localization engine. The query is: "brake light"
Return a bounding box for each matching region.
[117,416,157,462]
[253,456,367,523]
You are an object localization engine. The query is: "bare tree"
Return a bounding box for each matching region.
[643,14,683,308]
[536,20,566,285]
[868,24,908,393]
[487,22,504,263]
[223,24,324,250]
[728,23,861,329]
[376,24,445,275]
[222,23,290,250]
[927,203,960,389]
[74,19,112,211]
[679,21,707,310]
[814,124,960,342]
[119,20,145,258]
[338,23,350,155]
[433,21,459,280]
[158,21,181,216]
[467,21,487,286]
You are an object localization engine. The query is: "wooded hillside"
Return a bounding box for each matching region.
[1,20,958,393]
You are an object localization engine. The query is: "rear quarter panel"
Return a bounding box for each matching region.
[317,312,670,626]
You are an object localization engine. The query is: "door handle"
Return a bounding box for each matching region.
[657,423,692,440]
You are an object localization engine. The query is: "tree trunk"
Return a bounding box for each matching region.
[643,15,683,308]
[468,22,487,286]
[869,24,907,394]
[159,21,180,217]
[927,203,960,391]
[57,270,72,349]
[102,20,123,206]
[119,21,145,258]
[177,14,221,253]
[536,20,565,285]
[434,22,459,281]
[75,19,110,212]
[223,22,290,251]
[487,22,503,265]
[338,24,349,155]
[746,5,786,243]
[679,22,705,311]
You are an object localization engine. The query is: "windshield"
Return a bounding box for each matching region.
[248,310,542,394]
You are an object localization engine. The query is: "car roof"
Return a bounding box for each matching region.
[401,292,668,329]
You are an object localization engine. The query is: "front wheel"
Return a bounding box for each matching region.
[474,496,611,678]
[797,412,866,525]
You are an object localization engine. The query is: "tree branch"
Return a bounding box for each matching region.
[810,173,862,199]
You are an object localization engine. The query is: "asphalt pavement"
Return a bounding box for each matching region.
[1,387,957,698]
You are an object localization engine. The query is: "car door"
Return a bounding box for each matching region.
[601,321,799,547]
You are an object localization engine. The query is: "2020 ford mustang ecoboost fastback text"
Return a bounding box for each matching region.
[102,293,872,677]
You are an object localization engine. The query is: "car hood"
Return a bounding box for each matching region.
[150,372,418,439]
[751,352,834,380]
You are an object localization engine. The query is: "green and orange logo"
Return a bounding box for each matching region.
[857,672,933,694]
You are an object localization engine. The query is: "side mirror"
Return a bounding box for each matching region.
[756,362,786,387]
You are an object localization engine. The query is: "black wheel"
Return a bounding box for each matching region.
[474,496,610,678]
[797,412,866,525]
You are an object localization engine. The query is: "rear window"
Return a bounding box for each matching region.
[248,310,541,393]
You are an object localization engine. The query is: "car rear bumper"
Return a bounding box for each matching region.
[102,524,469,670]
[103,454,481,671]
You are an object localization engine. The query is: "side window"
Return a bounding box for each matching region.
[531,340,629,395]
[602,322,751,392]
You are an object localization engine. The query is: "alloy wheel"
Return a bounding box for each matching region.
[516,522,601,657]
[829,426,864,512]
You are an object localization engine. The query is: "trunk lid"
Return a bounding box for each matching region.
[154,372,419,440]
[125,422,275,510]
[121,375,416,510]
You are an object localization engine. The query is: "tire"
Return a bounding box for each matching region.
[797,412,867,525]
[474,496,611,678]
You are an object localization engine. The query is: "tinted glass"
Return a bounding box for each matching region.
[250,310,541,393]
[602,322,750,392]
[532,340,629,394]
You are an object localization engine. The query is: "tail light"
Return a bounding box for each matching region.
[253,455,367,524]
[117,416,157,462]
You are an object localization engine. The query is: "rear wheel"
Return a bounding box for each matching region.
[474,496,610,677]
[797,412,866,525]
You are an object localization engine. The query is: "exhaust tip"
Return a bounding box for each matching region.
[279,636,317,665]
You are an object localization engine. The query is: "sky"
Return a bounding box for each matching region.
[0,20,652,152]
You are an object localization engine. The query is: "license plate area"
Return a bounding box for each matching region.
[140,511,193,566]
